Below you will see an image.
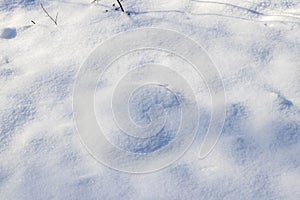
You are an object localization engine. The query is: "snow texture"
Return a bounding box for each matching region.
[0,0,300,199]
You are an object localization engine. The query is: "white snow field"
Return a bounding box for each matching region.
[0,0,300,199]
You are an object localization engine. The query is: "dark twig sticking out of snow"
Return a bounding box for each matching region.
[31,20,36,24]
[40,3,58,25]
[116,0,125,12]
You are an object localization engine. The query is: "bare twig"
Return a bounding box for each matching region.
[116,0,125,12]
[31,20,36,24]
[55,12,58,24]
[40,3,58,25]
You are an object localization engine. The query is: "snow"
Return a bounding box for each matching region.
[0,27,17,39]
[0,0,300,199]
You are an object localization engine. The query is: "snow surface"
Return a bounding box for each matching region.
[0,0,300,199]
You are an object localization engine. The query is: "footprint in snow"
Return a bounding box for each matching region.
[0,27,17,39]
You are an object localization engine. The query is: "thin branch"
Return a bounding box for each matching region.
[116,0,125,12]
[55,12,58,24]
[40,3,58,25]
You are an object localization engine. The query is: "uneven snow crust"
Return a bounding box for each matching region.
[0,0,300,199]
